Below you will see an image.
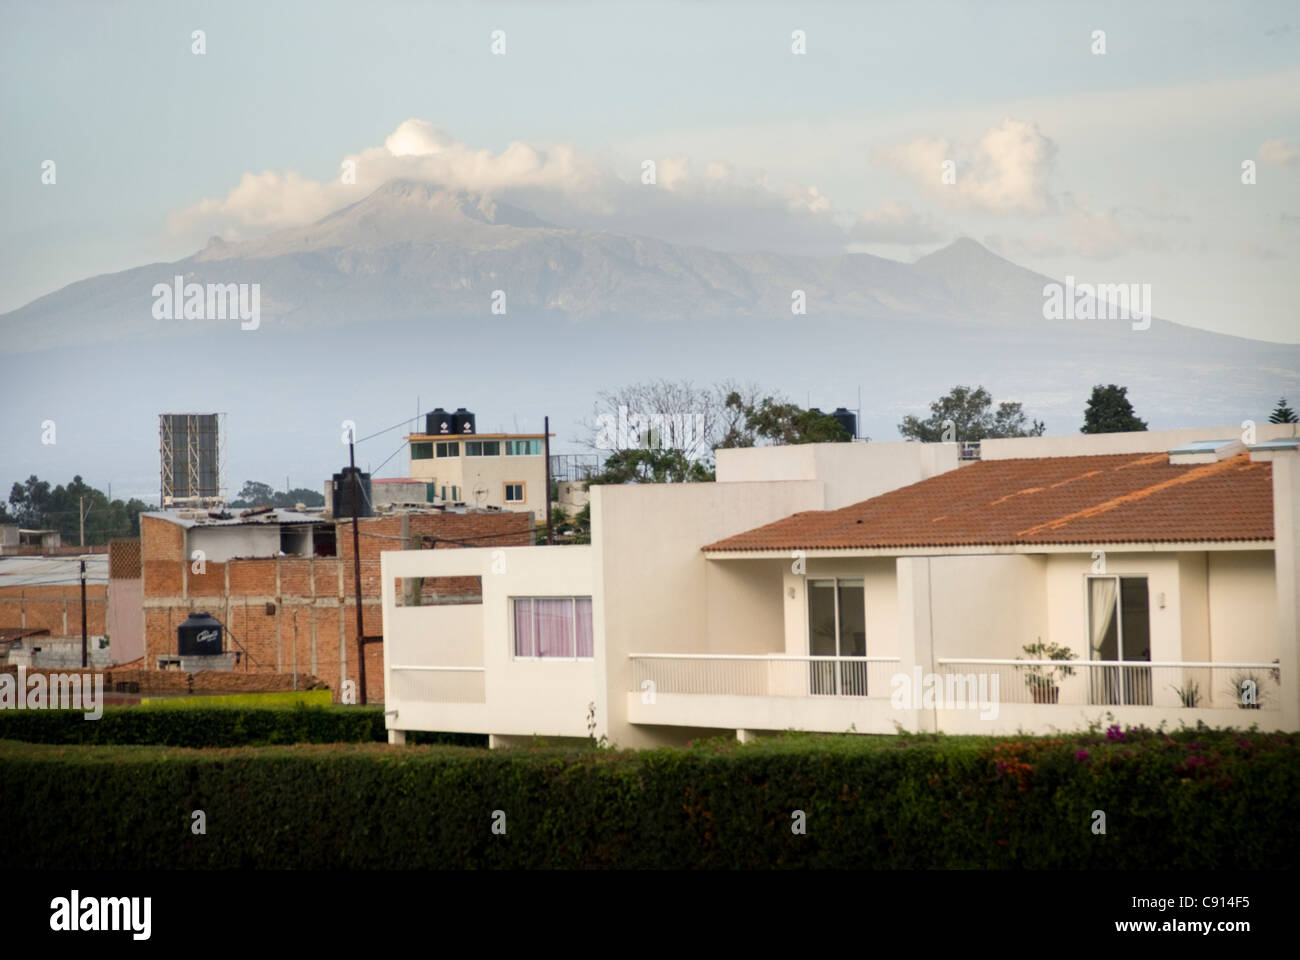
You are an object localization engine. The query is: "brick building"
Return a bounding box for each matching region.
[0,555,108,641]
[140,508,532,701]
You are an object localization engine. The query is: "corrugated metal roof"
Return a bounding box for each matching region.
[0,555,109,587]
[142,509,325,529]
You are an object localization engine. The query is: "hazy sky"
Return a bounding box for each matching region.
[2,0,1298,345]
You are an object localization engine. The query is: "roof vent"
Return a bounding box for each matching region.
[1168,439,1244,465]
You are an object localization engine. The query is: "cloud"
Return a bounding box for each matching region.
[1260,137,1300,166]
[170,119,859,256]
[984,198,1167,261]
[881,118,1058,215]
[848,201,943,244]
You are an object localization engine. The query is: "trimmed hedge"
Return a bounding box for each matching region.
[2,726,1296,868]
[0,705,485,748]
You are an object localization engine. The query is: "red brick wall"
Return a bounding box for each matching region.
[0,584,108,637]
[138,512,531,701]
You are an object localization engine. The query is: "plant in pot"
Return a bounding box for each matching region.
[1169,678,1201,708]
[1017,639,1077,704]
[1227,666,1278,709]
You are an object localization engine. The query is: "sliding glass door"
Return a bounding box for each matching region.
[1087,576,1152,705]
[807,578,867,695]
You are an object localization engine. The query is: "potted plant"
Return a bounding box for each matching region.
[1017,640,1077,704]
[1227,668,1277,709]
[1169,678,1201,708]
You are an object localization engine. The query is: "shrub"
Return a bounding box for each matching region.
[1,726,1295,869]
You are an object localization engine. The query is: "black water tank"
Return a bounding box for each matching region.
[332,468,372,518]
[426,408,451,435]
[178,611,223,655]
[453,408,476,435]
[832,407,857,440]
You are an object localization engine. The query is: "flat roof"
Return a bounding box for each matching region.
[0,555,109,586]
[406,433,552,440]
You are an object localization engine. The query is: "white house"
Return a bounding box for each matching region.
[381,424,1300,746]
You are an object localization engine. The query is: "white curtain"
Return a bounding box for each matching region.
[535,598,573,658]
[575,598,593,658]
[1089,578,1118,659]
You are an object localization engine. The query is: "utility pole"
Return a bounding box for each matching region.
[80,559,88,668]
[544,415,553,545]
[348,439,367,704]
[79,496,85,548]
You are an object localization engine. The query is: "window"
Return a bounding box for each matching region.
[506,439,542,456]
[452,485,460,501]
[504,482,525,503]
[439,485,447,501]
[435,441,460,458]
[806,578,867,695]
[1087,575,1151,706]
[411,442,433,460]
[465,440,501,457]
[513,598,593,658]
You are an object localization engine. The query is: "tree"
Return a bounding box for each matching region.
[5,474,148,544]
[586,447,715,485]
[720,394,851,447]
[1269,397,1299,424]
[898,385,1045,441]
[1081,384,1147,434]
[231,480,277,507]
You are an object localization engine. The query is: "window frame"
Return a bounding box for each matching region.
[511,596,594,660]
[410,441,434,460]
[504,481,526,503]
[435,441,460,458]
[506,439,542,456]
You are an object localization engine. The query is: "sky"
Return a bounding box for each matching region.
[2,0,1297,345]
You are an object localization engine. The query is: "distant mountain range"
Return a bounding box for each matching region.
[2,179,1296,500]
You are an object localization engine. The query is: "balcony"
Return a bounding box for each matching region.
[624,654,1283,736]
[627,654,905,733]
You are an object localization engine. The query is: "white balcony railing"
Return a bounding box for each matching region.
[935,659,1282,710]
[629,654,900,699]
[389,665,486,704]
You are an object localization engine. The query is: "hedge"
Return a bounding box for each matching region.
[2,725,1296,868]
[0,705,485,748]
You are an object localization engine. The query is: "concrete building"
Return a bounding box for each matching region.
[0,525,63,555]
[0,555,110,667]
[406,431,549,523]
[380,423,1300,746]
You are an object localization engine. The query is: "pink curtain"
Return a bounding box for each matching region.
[536,598,572,658]
[575,598,593,658]
[513,598,535,657]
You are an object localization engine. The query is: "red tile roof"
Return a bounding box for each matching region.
[704,452,1274,552]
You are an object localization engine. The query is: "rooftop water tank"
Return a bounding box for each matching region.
[178,611,223,656]
[832,407,857,440]
[452,408,476,435]
[426,408,451,435]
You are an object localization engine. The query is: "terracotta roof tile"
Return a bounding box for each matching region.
[703,452,1273,552]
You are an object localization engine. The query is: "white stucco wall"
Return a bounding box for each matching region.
[1207,551,1277,664]
[189,525,281,562]
[716,440,959,509]
[382,545,596,738]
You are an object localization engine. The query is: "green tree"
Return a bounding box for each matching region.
[6,475,148,544]
[1081,384,1148,434]
[1269,397,1299,424]
[898,385,1045,441]
[719,394,851,447]
[587,447,715,485]
[231,480,277,507]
